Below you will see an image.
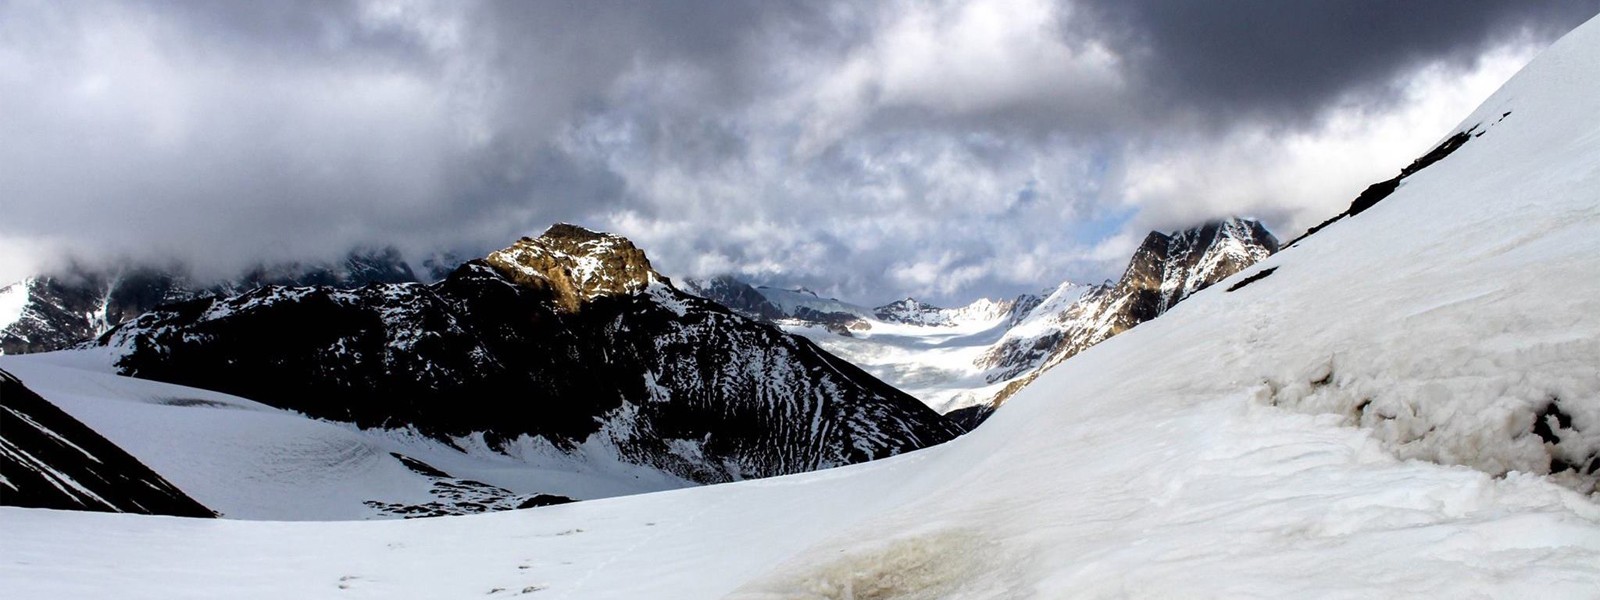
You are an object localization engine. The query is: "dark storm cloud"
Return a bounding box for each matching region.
[0,0,808,278]
[0,0,1595,303]
[1074,0,1600,122]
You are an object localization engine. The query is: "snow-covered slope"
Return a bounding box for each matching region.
[0,352,681,520]
[7,13,1600,598]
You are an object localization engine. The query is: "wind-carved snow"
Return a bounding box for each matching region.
[1235,23,1600,489]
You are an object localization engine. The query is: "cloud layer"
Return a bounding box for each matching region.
[1,0,1594,303]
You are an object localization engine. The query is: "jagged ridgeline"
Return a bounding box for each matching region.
[101,224,963,484]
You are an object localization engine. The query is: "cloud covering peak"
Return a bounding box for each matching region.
[2,0,1593,303]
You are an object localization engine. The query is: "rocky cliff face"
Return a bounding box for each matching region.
[0,249,421,355]
[955,217,1278,427]
[102,224,962,485]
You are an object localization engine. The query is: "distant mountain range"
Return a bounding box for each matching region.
[685,217,1280,427]
[0,248,422,355]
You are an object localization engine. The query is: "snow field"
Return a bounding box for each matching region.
[0,353,693,520]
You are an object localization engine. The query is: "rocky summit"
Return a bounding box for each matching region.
[485,224,660,312]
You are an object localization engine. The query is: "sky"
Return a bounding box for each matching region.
[1,1,1596,306]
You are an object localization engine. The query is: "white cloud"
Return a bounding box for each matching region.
[790,0,1125,156]
[0,0,1582,307]
[1118,44,1542,238]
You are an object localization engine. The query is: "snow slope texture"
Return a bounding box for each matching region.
[0,352,692,520]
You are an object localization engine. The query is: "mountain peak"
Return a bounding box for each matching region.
[538,222,610,243]
[485,224,663,311]
[1116,217,1278,317]
[682,275,785,320]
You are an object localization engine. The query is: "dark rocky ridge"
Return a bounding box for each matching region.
[0,368,215,517]
[102,225,963,485]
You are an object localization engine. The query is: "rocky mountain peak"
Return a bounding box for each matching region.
[1114,218,1279,317]
[681,275,785,320]
[484,223,664,312]
[873,297,945,325]
[877,297,932,313]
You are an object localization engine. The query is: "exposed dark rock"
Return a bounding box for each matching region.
[1532,400,1574,446]
[944,403,995,430]
[0,368,215,517]
[873,298,945,325]
[792,307,872,334]
[364,452,573,518]
[1226,267,1279,292]
[238,247,419,290]
[516,494,575,509]
[484,223,657,313]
